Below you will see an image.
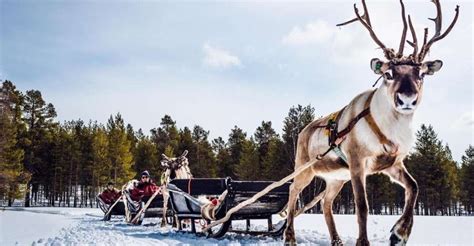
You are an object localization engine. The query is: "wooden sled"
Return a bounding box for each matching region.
[122,189,173,225]
[97,195,126,221]
[167,177,290,238]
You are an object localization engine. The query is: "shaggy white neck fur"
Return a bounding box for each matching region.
[164,166,193,184]
[370,84,415,155]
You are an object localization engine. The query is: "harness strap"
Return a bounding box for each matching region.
[336,90,386,144]
[363,92,392,146]
[335,107,370,141]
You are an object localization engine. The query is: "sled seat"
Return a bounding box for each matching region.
[167,177,290,238]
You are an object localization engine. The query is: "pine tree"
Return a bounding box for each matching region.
[91,124,110,187]
[212,137,232,178]
[151,115,180,156]
[126,124,138,156]
[0,81,29,206]
[134,132,159,180]
[227,126,246,179]
[460,145,474,214]
[192,125,216,178]
[261,137,287,180]
[236,138,259,180]
[254,121,278,178]
[106,113,134,185]
[22,89,57,207]
[405,124,458,215]
[282,105,315,170]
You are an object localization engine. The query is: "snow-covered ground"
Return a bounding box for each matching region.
[0,207,472,245]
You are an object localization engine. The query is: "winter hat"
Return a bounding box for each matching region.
[141,170,150,177]
[107,181,114,186]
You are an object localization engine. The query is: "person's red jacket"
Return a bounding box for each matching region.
[129,180,159,201]
[99,188,122,204]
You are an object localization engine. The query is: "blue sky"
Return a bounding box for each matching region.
[1,0,472,161]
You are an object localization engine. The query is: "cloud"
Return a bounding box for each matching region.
[451,111,474,129]
[202,43,241,69]
[282,19,376,65]
[282,20,334,45]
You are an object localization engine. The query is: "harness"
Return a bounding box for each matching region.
[314,89,392,161]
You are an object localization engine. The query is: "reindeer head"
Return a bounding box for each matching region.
[338,0,459,115]
[161,150,189,179]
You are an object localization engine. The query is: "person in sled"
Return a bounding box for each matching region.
[97,182,122,212]
[124,170,161,219]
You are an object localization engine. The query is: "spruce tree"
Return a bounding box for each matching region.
[151,115,180,156]
[236,138,259,180]
[460,145,474,214]
[192,125,216,178]
[282,104,315,169]
[227,126,246,179]
[134,133,159,180]
[212,137,232,178]
[405,124,458,215]
[106,113,134,185]
[254,121,278,178]
[0,81,29,206]
[22,89,57,206]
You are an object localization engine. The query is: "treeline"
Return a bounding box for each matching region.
[0,80,473,215]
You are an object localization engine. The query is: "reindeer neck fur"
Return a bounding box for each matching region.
[163,166,193,185]
[369,84,414,156]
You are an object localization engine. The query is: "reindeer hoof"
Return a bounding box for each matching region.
[389,230,407,246]
[356,238,370,246]
[390,224,408,245]
[331,238,344,246]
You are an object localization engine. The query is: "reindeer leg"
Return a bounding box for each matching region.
[161,187,169,227]
[383,163,418,246]
[284,167,315,245]
[350,165,370,246]
[322,180,346,246]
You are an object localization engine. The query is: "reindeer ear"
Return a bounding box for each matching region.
[370,58,389,75]
[421,60,443,76]
[181,150,188,158]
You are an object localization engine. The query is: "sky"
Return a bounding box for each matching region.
[1,0,472,161]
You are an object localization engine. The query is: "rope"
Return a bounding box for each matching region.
[203,157,320,232]
[295,190,326,217]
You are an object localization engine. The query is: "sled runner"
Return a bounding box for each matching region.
[167,177,290,238]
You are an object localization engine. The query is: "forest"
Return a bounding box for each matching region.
[1,80,473,215]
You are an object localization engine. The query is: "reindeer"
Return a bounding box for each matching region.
[160,150,193,227]
[283,0,459,245]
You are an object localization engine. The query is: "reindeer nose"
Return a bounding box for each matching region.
[396,93,418,108]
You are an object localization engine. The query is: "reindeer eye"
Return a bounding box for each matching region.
[384,71,393,80]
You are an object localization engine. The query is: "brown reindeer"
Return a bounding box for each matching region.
[160,150,193,227]
[283,0,459,245]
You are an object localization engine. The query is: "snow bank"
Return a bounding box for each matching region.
[0,207,472,245]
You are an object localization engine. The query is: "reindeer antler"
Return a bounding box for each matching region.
[418,0,460,62]
[161,154,170,161]
[337,0,395,60]
[406,15,418,59]
[338,0,459,63]
[180,150,188,158]
[397,0,408,58]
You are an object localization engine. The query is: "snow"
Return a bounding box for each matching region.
[0,207,473,245]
